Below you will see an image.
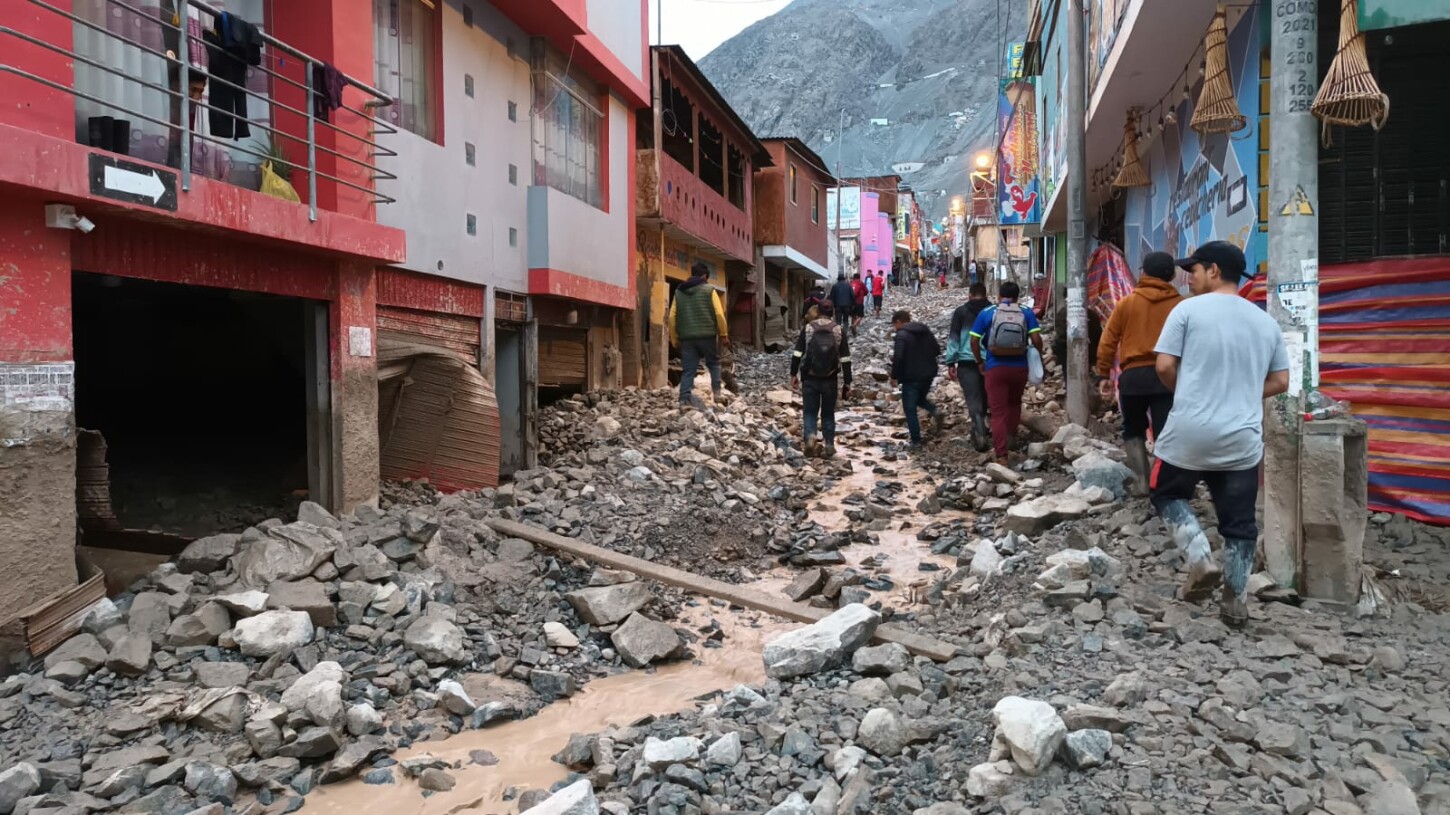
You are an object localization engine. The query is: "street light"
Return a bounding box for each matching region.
[974,152,991,170]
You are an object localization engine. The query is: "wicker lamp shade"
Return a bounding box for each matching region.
[1190,6,1247,135]
[1312,0,1390,143]
[1113,111,1150,188]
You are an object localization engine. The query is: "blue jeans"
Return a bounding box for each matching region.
[679,338,721,402]
[801,377,838,444]
[900,379,937,443]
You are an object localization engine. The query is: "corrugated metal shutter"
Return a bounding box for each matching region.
[539,327,588,387]
[377,339,501,491]
[377,306,481,361]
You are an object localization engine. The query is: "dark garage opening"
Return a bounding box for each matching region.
[72,272,316,536]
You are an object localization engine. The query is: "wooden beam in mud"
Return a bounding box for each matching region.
[487,519,960,662]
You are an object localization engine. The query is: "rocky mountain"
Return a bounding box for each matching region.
[700,0,1024,219]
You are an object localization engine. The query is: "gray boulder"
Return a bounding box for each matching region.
[182,763,237,804]
[105,634,150,676]
[1004,494,1092,536]
[565,582,652,626]
[992,696,1066,776]
[403,616,468,665]
[232,523,337,587]
[127,592,172,640]
[763,604,880,680]
[1071,451,1135,499]
[177,534,241,574]
[525,779,599,815]
[0,762,41,815]
[281,662,348,712]
[610,613,684,667]
[852,643,910,676]
[765,793,812,815]
[231,611,314,657]
[1060,729,1112,769]
[44,633,106,671]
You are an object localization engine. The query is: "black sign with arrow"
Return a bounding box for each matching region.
[88,153,178,212]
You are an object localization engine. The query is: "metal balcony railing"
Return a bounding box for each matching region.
[1,0,398,221]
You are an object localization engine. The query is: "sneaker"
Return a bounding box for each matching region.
[1178,559,1224,604]
[1220,584,1248,628]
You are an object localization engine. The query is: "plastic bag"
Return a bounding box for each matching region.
[1027,346,1045,385]
[260,160,300,203]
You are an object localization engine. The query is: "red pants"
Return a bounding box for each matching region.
[985,366,1029,458]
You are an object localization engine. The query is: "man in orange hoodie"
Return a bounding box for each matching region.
[1095,251,1182,493]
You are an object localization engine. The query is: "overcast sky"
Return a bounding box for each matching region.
[649,0,793,60]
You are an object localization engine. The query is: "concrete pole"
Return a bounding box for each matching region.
[1263,0,1320,589]
[1065,0,1091,427]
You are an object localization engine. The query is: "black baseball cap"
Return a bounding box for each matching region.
[1176,240,1246,281]
[1141,251,1176,281]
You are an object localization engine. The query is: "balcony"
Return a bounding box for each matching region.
[636,148,753,264]
[0,0,399,222]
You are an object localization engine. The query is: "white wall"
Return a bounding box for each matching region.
[526,92,631,289]
[375,2,532,293]
[585,0,645,81]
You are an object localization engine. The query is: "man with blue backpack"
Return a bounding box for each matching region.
[969,281,1044,463]
[945,282,993,452]
[790,302,853,458]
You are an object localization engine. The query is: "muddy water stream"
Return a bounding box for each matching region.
[314,404,971,813]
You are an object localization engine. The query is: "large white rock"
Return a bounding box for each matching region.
[232,523,338,587]
[280,661,348,712]
[969,542,1004,579]
[565,583,652,626]
[762,604,881,680]
[991,696,1066,776]
[1004,494,1092,536]
[966,761,1015,798]
[764,793,812,815]
[0,762,42,815]
[642,736,701,768]
[403,616,469,665]
[705,732,743,767]
[526,778,600,815]
[1044,547,1124,580]
[231,610,314,658]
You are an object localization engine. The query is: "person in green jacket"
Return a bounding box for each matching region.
[668,262,729,407]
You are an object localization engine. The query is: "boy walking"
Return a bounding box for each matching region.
[890,310,943,448]
[945,283,993,451]
[791,302,853,458]
[969,281,1044,462]
[1152,241,1289,627]
[1095,251,1183,492]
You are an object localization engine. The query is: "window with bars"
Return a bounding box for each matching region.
[373,0,439,142]
[530,39,604,209]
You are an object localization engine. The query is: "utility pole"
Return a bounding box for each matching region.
[1065,0,1090,427]
[1263,0,1320,589]
[835,108,845,278]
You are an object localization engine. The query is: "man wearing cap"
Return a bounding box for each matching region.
[1152,241,1290,627]
[1095,251,1183,493]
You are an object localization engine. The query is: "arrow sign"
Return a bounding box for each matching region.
[88,153,178,211]
[104,165,166,203]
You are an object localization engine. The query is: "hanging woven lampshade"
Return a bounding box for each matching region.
[1113,110,1150,188]
[1190,6,1247,134]
[1312,0,1389,143]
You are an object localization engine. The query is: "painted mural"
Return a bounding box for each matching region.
[1088,0,1132,93]
[1037,2,1068,211]
[826,187,862,230]
[1361,0,1450,29]
[998,42,1042,226]
[1123,7,1263,281]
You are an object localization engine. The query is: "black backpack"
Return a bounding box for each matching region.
[803,323,842,378]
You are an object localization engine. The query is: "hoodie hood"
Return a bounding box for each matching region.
[679,276,709,291]
[901,321,934,336]
[1135,275,1181,302]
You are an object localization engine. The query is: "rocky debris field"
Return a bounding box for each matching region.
[5,287,1450,815]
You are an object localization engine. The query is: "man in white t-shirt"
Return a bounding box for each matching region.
[1152,241,1290,627]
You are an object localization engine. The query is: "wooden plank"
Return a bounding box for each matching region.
[488,519,959,662]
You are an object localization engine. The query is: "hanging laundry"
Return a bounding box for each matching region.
[312,63,346,122]
[203,12,263,139]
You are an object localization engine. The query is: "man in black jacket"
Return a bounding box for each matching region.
[790,302,853,458]
[945,283,993,451]
[828,274,855,329]
[890,309,944,448]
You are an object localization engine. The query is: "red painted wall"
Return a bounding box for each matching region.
[0,196,73,363]
[0,0,74,140]
[377,268,484,317]
[660,153,754,264]
[270,1,381,221]
[755,142,830,269]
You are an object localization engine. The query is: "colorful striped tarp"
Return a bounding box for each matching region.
[1248,257,1450,524]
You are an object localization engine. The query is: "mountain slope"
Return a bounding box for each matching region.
[700,0,1023,219]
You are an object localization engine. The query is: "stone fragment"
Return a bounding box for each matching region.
[403,617,468,665]
[304,679,345,730]
[232,611,314,657]
[194,661,251,689]
[706,732,743,767]
[992,696,1067,776]
[524,779,600,815]
[0,763,41,815]
[764,793,812,815]
[642,736,701,768]
[417,768,456,792]
[278,726,341,759]
[296,501,339,529]
[1060,729,1112,769]
[1102,673,1147,707]
[1071,451,1135,498]
[610,613,683,667]
[166,614,217,648]
[966,761,1014,798]
[182,763,237,804]
[437,679,476,716]
[1254,722,1309,759]
[233,524,337,587]
[852,643,910,676]
[543,621,580,649]
[762,603,880,680]
[530,670,576,701]
[1362,780,1421,815]
[565,583,652,626]
[265,580,337,628]
[178,534,241,574]
[346,703,384,736]
[194,692,248,733]
[281,662,348,711]
[970,543,1004,579]
[784,568,828,602]
[214,591,269,617]
[45,633,106,671]
[1004,494,1092,536]
[1061,704,1132,733]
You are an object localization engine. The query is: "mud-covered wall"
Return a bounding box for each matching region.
[334,262,380,513]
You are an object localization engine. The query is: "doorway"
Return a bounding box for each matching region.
[495,325,526,478]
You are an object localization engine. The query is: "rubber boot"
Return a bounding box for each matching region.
[1158,499,1221,602]
[1220,537,1255,627]
[1124,438,1151,497]
[803,435,820,458]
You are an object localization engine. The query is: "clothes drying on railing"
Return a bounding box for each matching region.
[313,63,346,122]
[203,12,263,139]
